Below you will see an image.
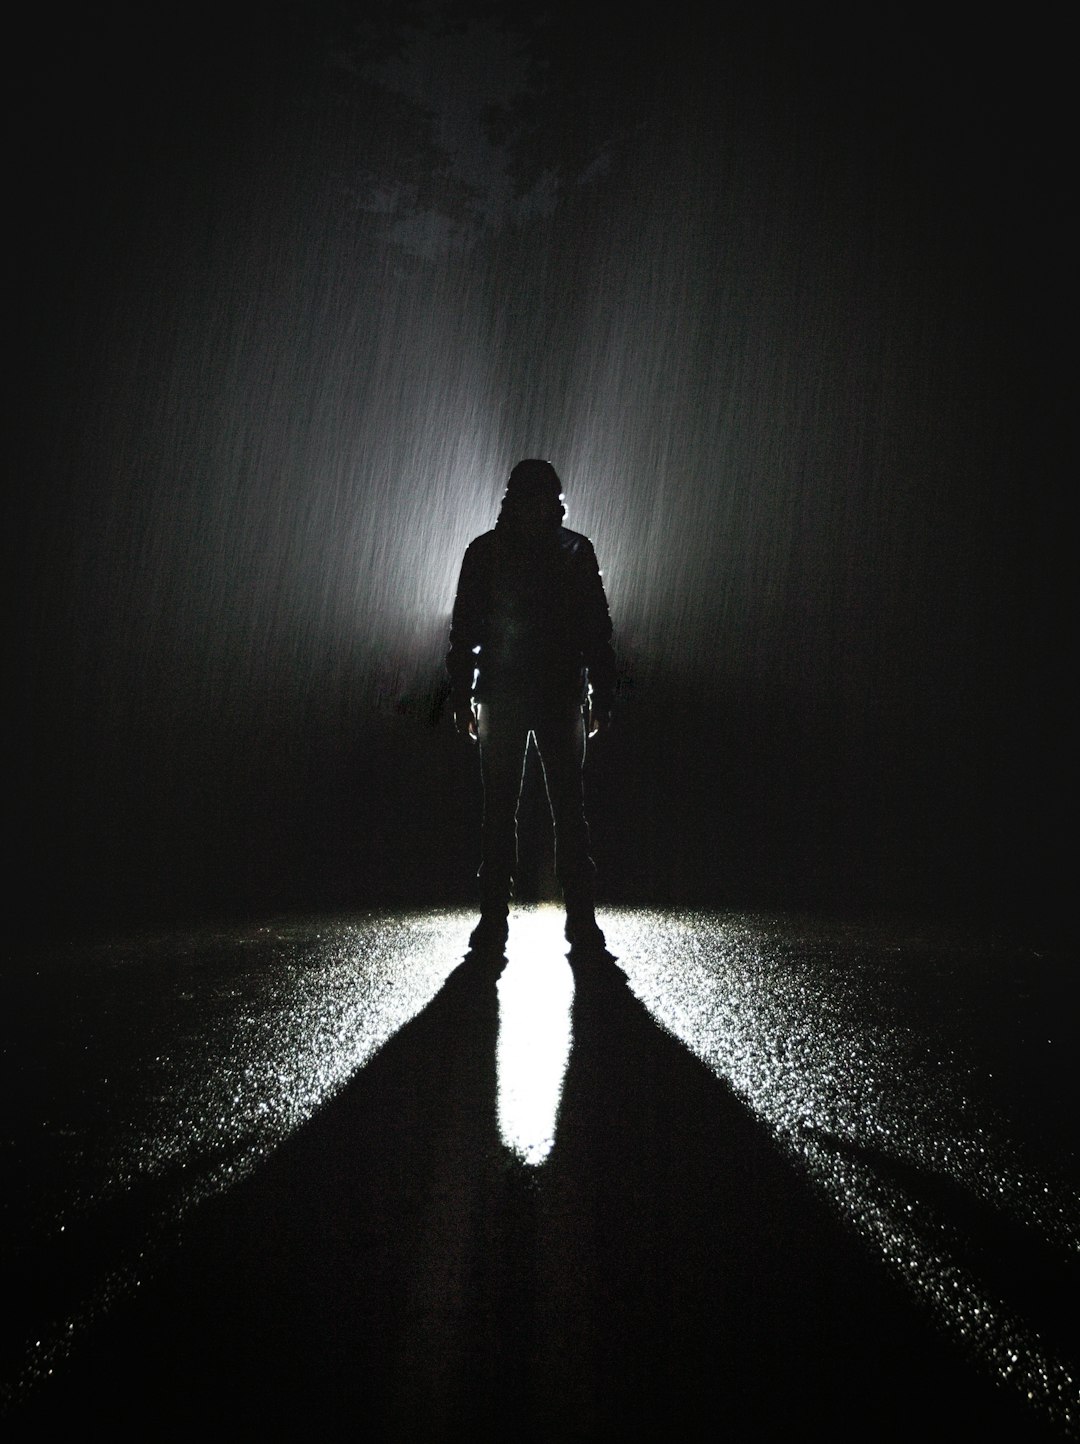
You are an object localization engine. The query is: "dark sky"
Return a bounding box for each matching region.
[13,4,1071,934]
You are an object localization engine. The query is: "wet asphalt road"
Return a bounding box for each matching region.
[3,906,1077,1439]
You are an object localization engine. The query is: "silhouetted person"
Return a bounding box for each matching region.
[448,460,615,952]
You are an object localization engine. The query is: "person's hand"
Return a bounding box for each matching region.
[454,701,478,742]
[587,702,612,739]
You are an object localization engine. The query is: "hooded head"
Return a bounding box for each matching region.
[497,459,566,533]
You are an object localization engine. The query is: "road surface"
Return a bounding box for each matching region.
[3,906,1076,1438]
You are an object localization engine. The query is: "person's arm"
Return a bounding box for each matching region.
[447,542,483,739]
[576,539,616,735]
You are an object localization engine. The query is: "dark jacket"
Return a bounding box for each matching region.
[447,523,615,711]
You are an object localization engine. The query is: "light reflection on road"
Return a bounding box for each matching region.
[6,909,473,1403]
[600,908,1077,1437]
[496,907,575,1166]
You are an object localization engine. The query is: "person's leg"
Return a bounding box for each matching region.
[532,702,605,948]
[473,700,529,946]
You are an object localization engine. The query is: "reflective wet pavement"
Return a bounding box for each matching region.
[3,907,1076,1437]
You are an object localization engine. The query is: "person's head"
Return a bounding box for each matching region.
[498,458,565,530]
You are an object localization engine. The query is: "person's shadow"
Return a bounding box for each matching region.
[18,945,1057,1441]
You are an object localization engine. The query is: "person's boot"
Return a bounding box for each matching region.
[563,888,606,951]
[469,904,509,953]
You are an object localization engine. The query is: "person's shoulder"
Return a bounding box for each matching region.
[464,528,498,556]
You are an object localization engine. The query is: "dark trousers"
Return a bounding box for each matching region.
[475,697,596,910]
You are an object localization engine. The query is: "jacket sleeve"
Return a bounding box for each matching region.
[575,540,616,711]
[446,541,484,704]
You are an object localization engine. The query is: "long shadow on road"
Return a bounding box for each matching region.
[18,948,1059,1440]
